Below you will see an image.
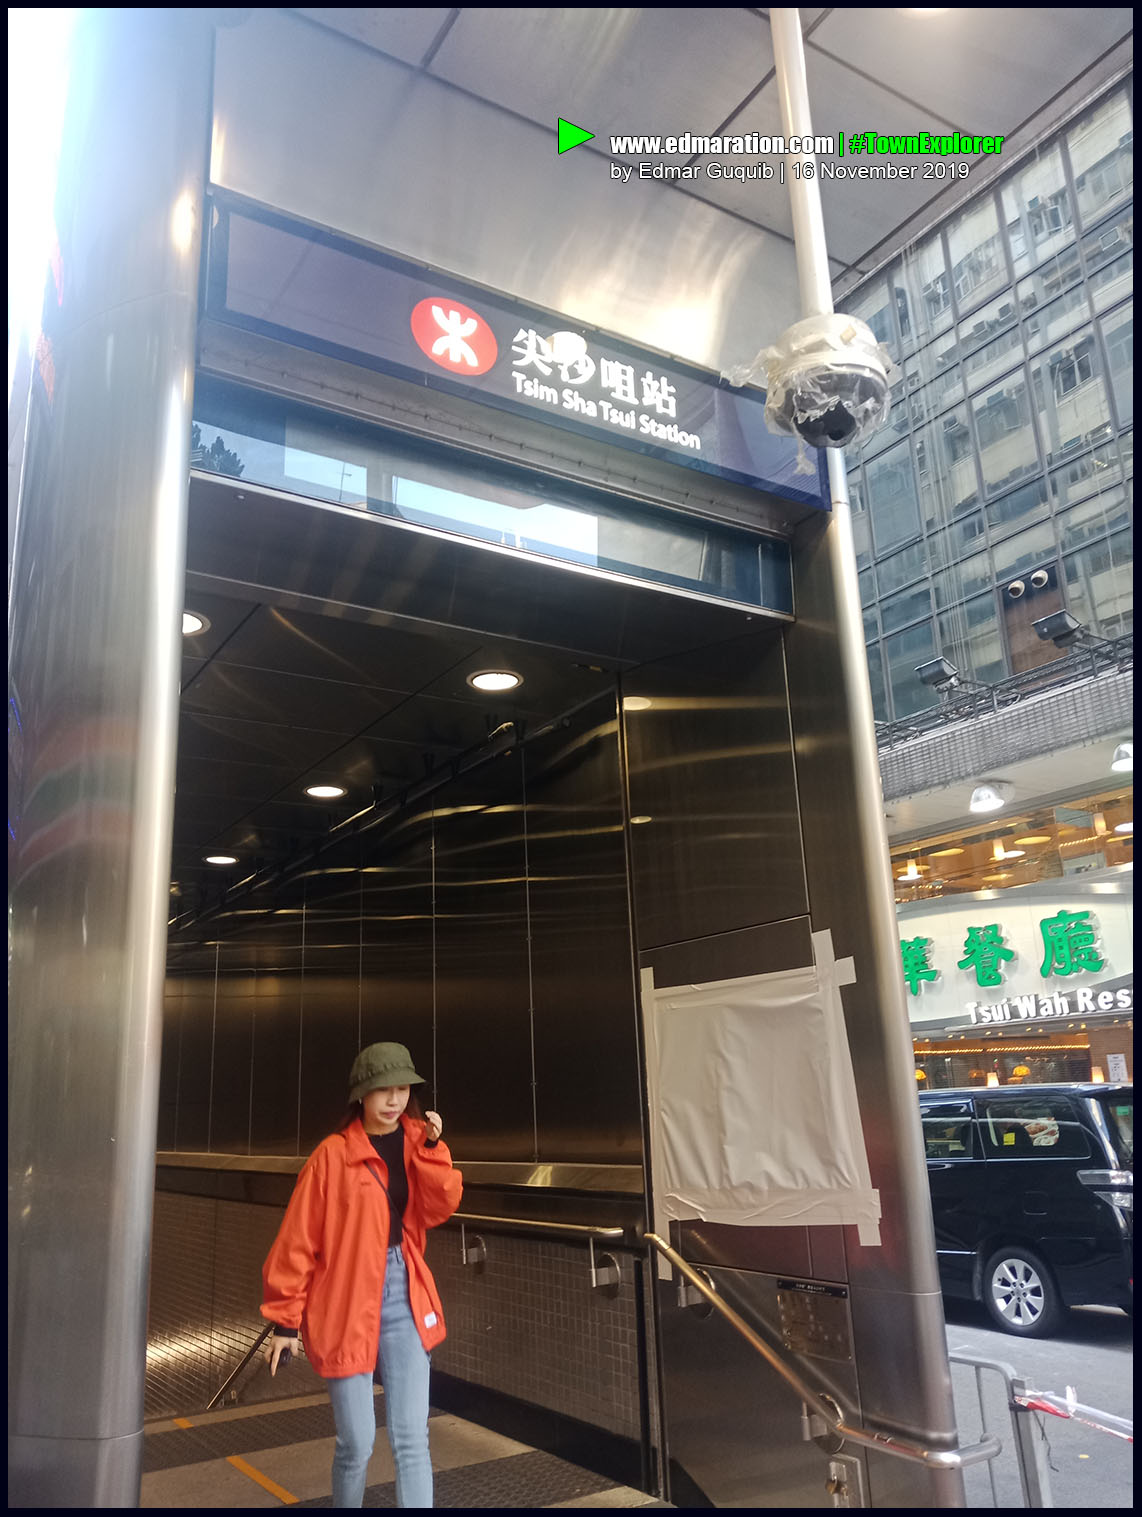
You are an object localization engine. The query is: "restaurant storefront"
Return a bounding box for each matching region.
[897,867,1133,1088]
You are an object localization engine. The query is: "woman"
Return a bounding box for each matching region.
[261,1041,462,1508]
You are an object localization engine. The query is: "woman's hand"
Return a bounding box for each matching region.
[424,1110,443,1141]
[265,1333,298,1376]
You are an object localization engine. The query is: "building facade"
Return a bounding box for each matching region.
[838,78,1134,1087]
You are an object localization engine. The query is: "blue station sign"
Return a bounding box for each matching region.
[207,194,828,510]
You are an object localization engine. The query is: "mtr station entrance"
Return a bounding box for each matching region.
[143,193,965,1509]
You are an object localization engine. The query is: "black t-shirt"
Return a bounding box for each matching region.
[369,1128,408,1246]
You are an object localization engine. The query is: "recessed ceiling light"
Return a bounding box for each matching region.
[970,782,1009,814]
[1115,821,1133,834]
[306,784,347,799]
[204,854,238,865]
[622,696,653,712]
[929,846,964,857]
[1014,835,1051,846]
[467,670,522,692]
[630,814,653,825]
[183,611,210,636]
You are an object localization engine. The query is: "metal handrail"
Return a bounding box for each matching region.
[645,1231,1000,1473]
[449,1211,627,1242]
[206,1323,273,1411]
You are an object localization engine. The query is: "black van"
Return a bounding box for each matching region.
[917,1083,1133,1336]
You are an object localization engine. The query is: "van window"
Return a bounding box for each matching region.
[922,1103,976,1159]
[1096,1096,1133,1167]
[980,1096,1092,1158]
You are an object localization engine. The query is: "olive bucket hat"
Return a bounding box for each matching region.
[348,1041,426,1102]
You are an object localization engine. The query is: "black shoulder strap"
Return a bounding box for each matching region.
[366,1161,393,1207]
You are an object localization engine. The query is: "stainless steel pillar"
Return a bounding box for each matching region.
[7,11,212,1505]
[770,8,963,1504]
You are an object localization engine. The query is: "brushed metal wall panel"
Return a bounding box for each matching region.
[658,1265,863,1508]
[251,977,304,1156]
[525,695,644,1163]
[625,629,808,949]
[207,979,256,1153]
[298,978,368,1151]
[432,753,535,1159]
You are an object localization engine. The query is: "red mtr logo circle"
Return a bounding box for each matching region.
[410,297,498,376]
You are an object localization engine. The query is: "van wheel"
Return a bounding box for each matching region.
[983,1247,1064,1337]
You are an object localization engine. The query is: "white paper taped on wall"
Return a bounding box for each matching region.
[640,930,881,1255]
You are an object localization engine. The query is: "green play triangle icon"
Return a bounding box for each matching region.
[557,118,595,154]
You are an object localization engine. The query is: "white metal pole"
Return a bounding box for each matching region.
[770,7,834,319]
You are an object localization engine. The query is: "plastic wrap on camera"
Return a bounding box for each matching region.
[725,312,893,455]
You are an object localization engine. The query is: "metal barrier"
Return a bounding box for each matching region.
[948,1352,1055,1507]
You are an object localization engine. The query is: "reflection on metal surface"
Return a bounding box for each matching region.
[7,11,213,1507]
[649,1234,999,1474]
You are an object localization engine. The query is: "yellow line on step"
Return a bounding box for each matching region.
[226,1454,299,1504]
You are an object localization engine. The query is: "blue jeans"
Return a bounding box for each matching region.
[326,1246,433,1507]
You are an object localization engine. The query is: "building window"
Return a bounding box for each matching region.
[1067,91,1134,230]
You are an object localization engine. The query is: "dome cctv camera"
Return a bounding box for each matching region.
[1030,569,1050,589]
[1007,580,1026,598]
[727,313,893,453]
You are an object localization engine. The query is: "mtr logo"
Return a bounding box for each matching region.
[410,297,498,376]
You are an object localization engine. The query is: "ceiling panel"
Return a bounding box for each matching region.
[205,603,480,692]
[292,6,453,66]
[811,8,1134,130]
[430,8,774,155]
[181,663,405,733]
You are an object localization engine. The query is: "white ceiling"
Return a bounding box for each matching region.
[885,726,1134,845]
[293,6,1134,280]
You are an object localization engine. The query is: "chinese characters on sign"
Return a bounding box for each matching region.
[900,910,1106,996]
[509,326,699,447]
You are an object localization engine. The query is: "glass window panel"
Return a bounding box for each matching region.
[963,326,1023,391]
[1057,483,1130,549]
[985,477,1049,535]
[1079,202,1134,278]
[890,261,914,352]
[1047,439,1123,509]
[971,370,1041,494]
[927,512,985,569]
[847,277,898,359]
[1015,243,1083,314]
[865,438,921,553]
[947,199,1008,312]
[876,539,930,597]
[991,520,1057,581]
[898,234,953,346]
[958,292,1019,355]
[851,483,872,571]
[865,641,889,724]
[1001,144,1075,277]
[880,583,932,633]
[1089,249,1133,314]
[1029,328,1113,465]
[885,622,938,718]
[916,408,979,528]
[1063,527,1133,637]
[1120,429,1133,478]
[1022,283,1090,355]
[863,608,879,643]
[1100,303,1133,427]
[938,591,1006,683]
[1067,91,1134,229]
[912,330,965,416]
[859,567,875,607]
[191,375,783,609]
[932,553,992,610]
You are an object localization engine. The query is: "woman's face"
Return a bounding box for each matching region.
[361,1085,410,1135]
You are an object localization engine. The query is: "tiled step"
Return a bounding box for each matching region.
[142,1392,669,1508]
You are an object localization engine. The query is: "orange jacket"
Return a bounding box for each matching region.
[261,1114,462,1377]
